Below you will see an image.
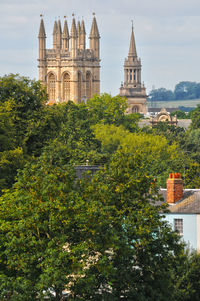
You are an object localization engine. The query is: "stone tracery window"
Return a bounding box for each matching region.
[63,73,70,101]
[48,73,56,102]
[86,71,92,100]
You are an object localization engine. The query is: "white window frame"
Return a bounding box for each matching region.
[174,218,183,235]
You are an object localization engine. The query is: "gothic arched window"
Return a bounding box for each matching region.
[63,73,70,101]
[132,106,138,113]
[78,72,82,102]
[48,73,56,102]
[86,72,92,100]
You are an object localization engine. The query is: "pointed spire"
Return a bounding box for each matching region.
[81,20,86,34]
[57,19,62,48]
[57,19,62,35]
[53,20,58,35]
[77,20,81,48]
[62,19,69,38]
[80,19,86,50]
[89,14,100,38]
[53,20,58,49]
[128,25,137,58]
[38,16,46,63]
[77,20,81,35]
[89,14,100,59]
[38,17,46,38]
[62,18,69,50]
[71,17,77,38]
[71,15,77,58]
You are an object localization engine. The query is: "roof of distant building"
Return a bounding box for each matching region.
[148,108,179,113]
[74,165,100,179]
[159,189,200,214]
[138,119,191,129]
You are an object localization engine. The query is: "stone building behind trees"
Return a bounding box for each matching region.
[38,14,100,104]
[119,25,147,114]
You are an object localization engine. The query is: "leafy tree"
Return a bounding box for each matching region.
[149,81,200,102]
[150,122,186,146]
[0,100,17,152]
[190,104,200,129]
[121,112,141,132]
[148,88,174,101]
[0,142,184,300]
[0,74,47,146]
[170,110,188,119]
[0,150,90,300]
[0,148,25,193]
[180,128,200,163]
[174,81,200,100]
[93,123,186,186]
[86,93,127,125]
[174,251,200,301]
[72,148,184,300]
[0,74,48,192]
[183,162,200,188]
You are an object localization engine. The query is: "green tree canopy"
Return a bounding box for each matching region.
[0,142,184,300]
[148,87,174,101]
[93,123,186,186]
[190,104,200,129]
[170,110,188,119]
[0,75,48,193]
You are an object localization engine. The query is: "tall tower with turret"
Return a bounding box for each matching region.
[38,14,100,104]
[119,25,147,114]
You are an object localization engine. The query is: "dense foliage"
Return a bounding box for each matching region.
[149,81,200,101]
[1,74,200,299]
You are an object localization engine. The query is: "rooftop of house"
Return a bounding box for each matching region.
[159,189,200,214]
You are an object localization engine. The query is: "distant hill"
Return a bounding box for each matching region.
[147,99,200,111]
[148,81,200,102]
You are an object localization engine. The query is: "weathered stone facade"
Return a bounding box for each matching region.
[38,15,100,104]
[120,26,147,114]
[150,108,178,126]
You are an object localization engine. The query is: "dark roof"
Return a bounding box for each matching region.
[148,108,179,113]
[159,189,200,214]
[74,165,100,179]
[138,119,191,129]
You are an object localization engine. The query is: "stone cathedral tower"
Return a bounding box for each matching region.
[119,25,147,114]
[38,15,100,104]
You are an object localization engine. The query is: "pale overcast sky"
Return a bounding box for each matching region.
[0,0,200,94]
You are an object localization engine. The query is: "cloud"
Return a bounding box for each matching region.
[0,0,200,94]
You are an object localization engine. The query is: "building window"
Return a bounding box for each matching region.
[174,218,183,235]
[48,73,56,101]
[86,72,92,100]
[130,70,132,81]
[63,73,70,101]
[132,106,138,113]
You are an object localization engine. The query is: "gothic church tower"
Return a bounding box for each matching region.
[38,14,100,104]
[119,25,147,114]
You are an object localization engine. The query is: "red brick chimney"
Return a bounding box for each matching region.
[166,173,183,204]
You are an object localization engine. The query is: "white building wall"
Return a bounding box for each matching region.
[165,214,197,250]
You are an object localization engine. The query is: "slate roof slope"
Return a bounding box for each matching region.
[159,189,200,214]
